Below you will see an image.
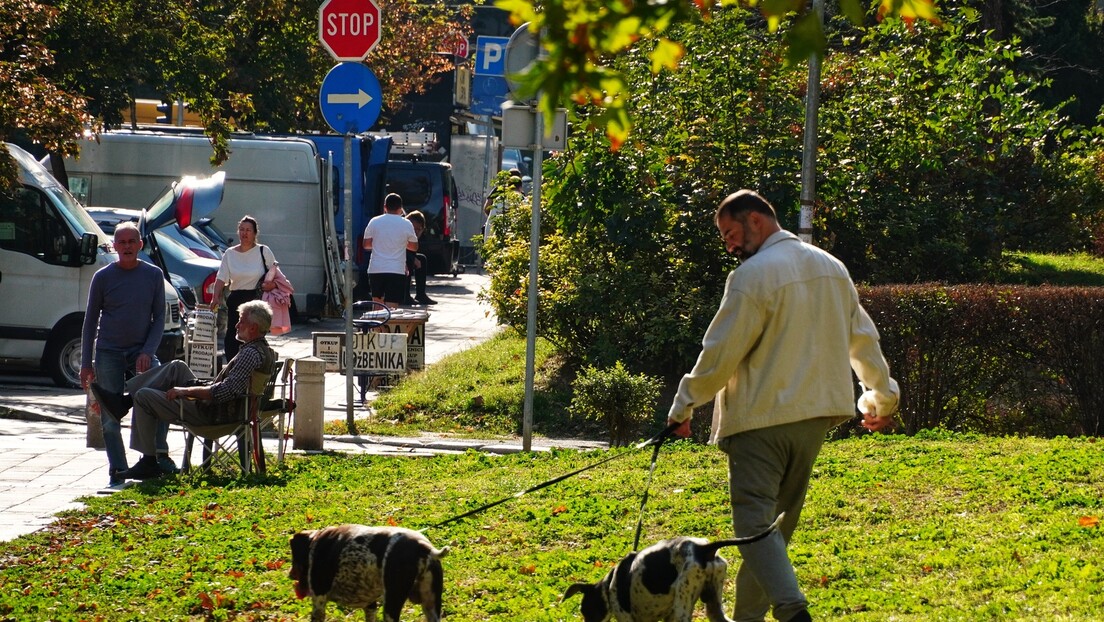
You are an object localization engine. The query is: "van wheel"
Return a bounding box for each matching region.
[45,323,82,388]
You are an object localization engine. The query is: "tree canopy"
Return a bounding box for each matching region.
[479,3,1104,378]
[496,0,940,147]
[1,0,470,179]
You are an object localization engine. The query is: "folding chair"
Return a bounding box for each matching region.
[180,360,284,476]
[253,359,297,471]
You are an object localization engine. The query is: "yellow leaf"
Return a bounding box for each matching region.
[879,0,941,25]
[650,39,685,73]
[495,0,537,26]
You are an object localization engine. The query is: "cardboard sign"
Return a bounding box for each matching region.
[312,331,408,373]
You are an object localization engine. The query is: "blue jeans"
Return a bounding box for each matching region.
[94,349,168,472]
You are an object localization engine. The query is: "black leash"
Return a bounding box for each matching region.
[631,422,679,551]
[426,423,681,532]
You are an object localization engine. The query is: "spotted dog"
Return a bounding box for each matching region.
[289,524,448,622]
[563,514,784,622]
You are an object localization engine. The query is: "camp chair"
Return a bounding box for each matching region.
[256,359,297,469]
[180,360,288,476]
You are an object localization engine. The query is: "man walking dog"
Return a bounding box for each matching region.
[666,190,899,622]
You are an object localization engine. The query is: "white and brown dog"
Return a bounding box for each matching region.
[289,524,449,622]
[563,514,784,622]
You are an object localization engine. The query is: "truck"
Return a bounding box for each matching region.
[0,142,184,387]
[304,132,460,277]
[61,130,395,318]
[61,131,463,309]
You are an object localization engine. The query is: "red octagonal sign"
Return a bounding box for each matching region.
[319,0,381,62]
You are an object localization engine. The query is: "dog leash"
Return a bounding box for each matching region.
[631,422,679,551]
[426,423,680,532]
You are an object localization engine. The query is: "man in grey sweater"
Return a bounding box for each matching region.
[81,222,173,486]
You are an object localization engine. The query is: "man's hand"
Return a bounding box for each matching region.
[667,417,692,438]
[79,367,95,389]
[166,386,194,401]
[135,353,153,375]
[860,410,896,433]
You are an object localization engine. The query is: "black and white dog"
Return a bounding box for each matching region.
[563,514,784,622]
[289,524,449,622]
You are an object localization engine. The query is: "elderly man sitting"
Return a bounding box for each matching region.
[93,300,277,481]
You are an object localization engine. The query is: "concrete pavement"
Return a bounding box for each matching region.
[0,270,606,542]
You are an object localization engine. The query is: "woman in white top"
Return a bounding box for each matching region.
[211,215,277,360]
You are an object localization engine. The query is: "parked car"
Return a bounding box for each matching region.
[384,160,460,276]
[190,217,231,254]
[86,207,221,306]
[501,147,531,178]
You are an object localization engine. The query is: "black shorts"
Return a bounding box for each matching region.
[368,272,407,304]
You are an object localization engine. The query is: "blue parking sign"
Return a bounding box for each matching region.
[475,36,509,76]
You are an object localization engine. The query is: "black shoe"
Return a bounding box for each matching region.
[786,609,812,622]
[414,295,438,305]
[117,456,165,481]
[108,468,126,487]
[89,383,132,421]
[157,455,179,475]
[403,296,418,306]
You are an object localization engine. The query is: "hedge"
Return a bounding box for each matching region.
[858,285,1104,437]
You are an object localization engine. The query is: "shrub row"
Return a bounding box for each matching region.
[857,285,1104,437]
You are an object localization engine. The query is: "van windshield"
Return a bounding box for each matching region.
[47,186,111,245]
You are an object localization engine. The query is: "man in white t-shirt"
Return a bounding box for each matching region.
[362,193,418,308]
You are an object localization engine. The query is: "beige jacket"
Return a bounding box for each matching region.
[668,230,899,443]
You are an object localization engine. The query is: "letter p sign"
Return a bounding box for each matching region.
[475,36,509,76]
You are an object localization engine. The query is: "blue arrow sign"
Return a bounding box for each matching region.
[319,62,383,134]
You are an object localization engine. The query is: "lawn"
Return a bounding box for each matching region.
[0,433,1101,620]
[6,251,1104,620]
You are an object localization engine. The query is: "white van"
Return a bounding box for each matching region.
[62,131,341,318]
[0,143,183,387]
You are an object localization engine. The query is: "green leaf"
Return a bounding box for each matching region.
[839,0,866,25]
[784,11,826,66]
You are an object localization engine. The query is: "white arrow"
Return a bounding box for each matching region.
[327,89,374,108]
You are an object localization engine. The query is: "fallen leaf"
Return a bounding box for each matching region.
[1078,515,1100,528]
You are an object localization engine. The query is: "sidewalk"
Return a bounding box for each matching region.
[0,270,606,542]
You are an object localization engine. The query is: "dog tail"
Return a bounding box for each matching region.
[704,512,786,555]
[435,545,451,559]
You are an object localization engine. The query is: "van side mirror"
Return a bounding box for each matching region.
[78,232,98,265]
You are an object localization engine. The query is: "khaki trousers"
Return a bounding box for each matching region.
[717,417,837,622]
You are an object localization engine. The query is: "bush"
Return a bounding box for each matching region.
[860,285,1104,437]
[569,361,662,446]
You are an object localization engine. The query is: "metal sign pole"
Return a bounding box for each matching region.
[799,0,825,244]
[522,107,543,452]
[344,132,356,433]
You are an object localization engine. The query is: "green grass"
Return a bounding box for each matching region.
[995,251,1104,285]
[0,434,1102,620]
[324,329,594,440]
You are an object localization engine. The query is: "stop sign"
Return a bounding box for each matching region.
[318,0,381,62]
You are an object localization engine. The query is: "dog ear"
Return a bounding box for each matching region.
[288,531,315,581]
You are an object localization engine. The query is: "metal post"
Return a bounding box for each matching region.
[522,105,543,453]
[799,0,825,244]
[344,133,356,433]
